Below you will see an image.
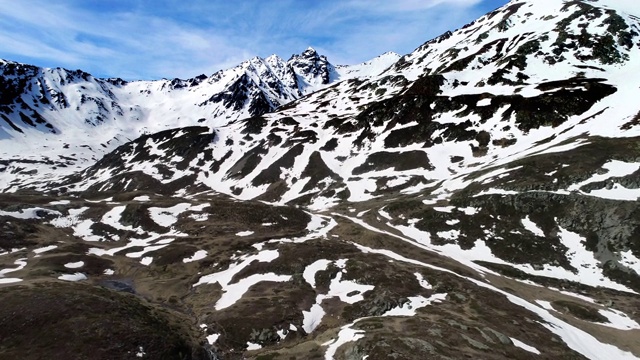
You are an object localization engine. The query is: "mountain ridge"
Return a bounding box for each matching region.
[0,48,400,190]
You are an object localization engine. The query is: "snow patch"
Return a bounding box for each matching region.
[64,261,84,269]
[598,308,640,330]
[414,272,433,290]
[510,338,541,355]
[33,245,58,254]
[183,250,207,263]
[303,259,332,288]
[58,272,87,281]
[206,334,220,345]
[382,293,447,317]
[521,216,545,237]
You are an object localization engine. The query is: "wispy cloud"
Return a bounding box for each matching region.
[0,0,506,80]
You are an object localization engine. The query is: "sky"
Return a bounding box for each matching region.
[0,0,510,80]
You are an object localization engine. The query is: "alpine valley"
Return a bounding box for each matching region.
[2,0,640,359]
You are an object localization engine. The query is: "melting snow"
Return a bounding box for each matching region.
[510,338,541,355]
[414,272,433,289]
[378,207,392,220]
[476,98,491,107]
[536,300,554,311]
[206,334,220,345]
[586,184,640,201]
[194,249,280,287]
[598,308,640,330]
[380,213,635,293]
[0,207,61,219]
[322,324,365,360]
[620,250,640,275]
[0,258,27,276]
[101,206,129,229]
[193,249,290,310]
[436,230,460,241]
[136,346,146,358]
[557,290,596,304]
[58,272,87,281]
[475,188,519,196]
[382,293,447,317]
[189,213,208,221]
[357,209,370,217]
[33,245,58,254]
[459,207,480,215]
[50,207,90,232]
[303,259,332,288]
[64,261,84,269]
[0,278,22,284]
[216,273,291,310]
[564,161,640,200]
[568,161,640,191]
[183,250,207,263]
[303,303,326,333]
[521,216,545,237]
[302,258,374,333]
[352,235,640,360]
[235,231,254,237]
[148,203,193,227]
[324,271,374,304]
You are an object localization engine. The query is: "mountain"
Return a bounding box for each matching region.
[0,49,399,190]
[2,0,640,359]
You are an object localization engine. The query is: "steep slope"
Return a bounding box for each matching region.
[0,50,399,191]
[50,0,640,204]
[2,0,640,359]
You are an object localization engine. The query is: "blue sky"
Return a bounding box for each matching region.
[0,0,509,80]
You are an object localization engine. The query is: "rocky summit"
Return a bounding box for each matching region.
[2,0,640,359]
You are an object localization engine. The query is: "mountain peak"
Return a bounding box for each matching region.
[290,47,323,62]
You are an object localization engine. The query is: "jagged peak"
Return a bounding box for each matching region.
[265,54,284,63]
[288,47,326,62]
[379,51,401,57]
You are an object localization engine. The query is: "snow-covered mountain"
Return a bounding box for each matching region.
[0,48,399,190]
[2,1,640,359]
[25,0,640,204]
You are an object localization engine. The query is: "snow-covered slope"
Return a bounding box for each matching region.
[20,0,639,301]
[334,51,401,80]
[0,48,396,191]
[39,0,640,202]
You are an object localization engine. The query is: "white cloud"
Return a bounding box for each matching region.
[0,0,498,79]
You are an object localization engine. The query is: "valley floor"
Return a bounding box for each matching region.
[1,191,639,359]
